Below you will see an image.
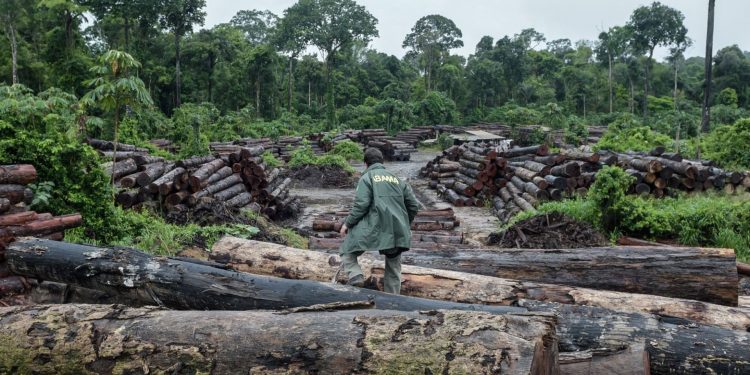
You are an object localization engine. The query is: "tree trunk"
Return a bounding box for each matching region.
[325,56,335,129]
[111,104,120,199]
[628,76,634,113]
[288,55,294,110]
[64,10,73,49]
[207,54,213,102]
[643,49,654,119]
[124,14,130,52]
[608,53,613,113]
[7,24,18,85]
[307,80,311,108]
[6,238,523,315]
[174,33,182,108]
[0,164,36,185]
[210,237,750,332]
[701,0,716,133]
[255,71,260,115]
[0,304,558,375]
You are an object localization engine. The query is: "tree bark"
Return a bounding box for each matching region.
[6,238,523,315]
[0,304,558,375]
[0,165,36,185]
[5,23,18,85]
[174,33,182,107]
[308,245,739,306]
[210,237,750,332]
[0,198,10,214]
[701,0,716,133]
[608,53,613,113]
[0,184,33,205]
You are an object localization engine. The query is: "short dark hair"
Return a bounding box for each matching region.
[364,148,384,165]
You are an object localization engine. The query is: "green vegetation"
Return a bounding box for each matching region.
[510,167,750,262]
[288,145,356,173]
[702,118,750,171]
[594,126,672,152]
[328,140,364,161]
[261,151,283,168]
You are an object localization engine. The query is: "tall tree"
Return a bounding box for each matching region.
[596,26,631,113]
[402,15,463,92]
[701,0,716,132]
[160,0,206,108]
[230,9,278,45]
[81,50,153,194]
[0,0,31,85]
[627,1,688,119]
[275,7,309,110]
[289,0,378,129]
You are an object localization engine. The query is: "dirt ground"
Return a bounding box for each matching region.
[289,150,501,246]
[488,212,609,249]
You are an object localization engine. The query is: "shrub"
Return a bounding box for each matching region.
[413,91,459,125]
[261,151,283,168]
[329,140,363,161]
[594,126,672,153]
[437,133,454,150]
[703,118,750,170]
[288,145,355,173]
[485,103,542,126]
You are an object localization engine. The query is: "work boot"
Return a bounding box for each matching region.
[347,274,364,287]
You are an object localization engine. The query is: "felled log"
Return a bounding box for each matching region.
[503,145,549,158]
[0,184,33,205]
[7,238,523,314]
[226,191,252,208]
[188,159,225,190]
[213,183,246,202]
[131,155,165,166]
[0,304,557,375]
[0,211,38,226]
[115,189,143,208]
[0,275,29,296]
[550,162,580,178]
[212,237,750,331]
[135,162,170,187]
[189,173,243,204]
[561,149,600,163]
[390,246,737,305]
[105,158,138,180]
[176,155,215,169]
[0,214,82,238]
[0,164,36,185]
[146,167,185,194]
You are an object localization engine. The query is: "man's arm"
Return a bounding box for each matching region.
[403,183,420,223]
[345,173,373,228]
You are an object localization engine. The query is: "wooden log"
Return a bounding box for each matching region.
[213,183,246,202]
[135,162,170,187]
[436,163,459,173]
[0,304,557,375]
[738,262,750,277]
[649,146,666,156]
[270,177,292,199]
[513,194,536,212]
[393,246,738,306]
[634,183,651,195]
[561,149,600,163]
[444,189,465,207]
[116,189,143,208]
[512,166,538,181]
[0,198,10,214]
[544,175,568,190]
[146,167,185,194]
[661,152,683,162]
[188,159,225,190]
[0,184,33,205]
[523,160,551,175]
[0,214,82,238]
[176,155,215,169]
[458,159,484,171]
[503,145,549,158]
[105,158,138,180]
[0,275,28,296]
[0,164,36,185]
[550,162,581,178]
[165,190,190,206]
[0,211,38,226]
[7,238,525,314]
[131,154,165,166]
[452,181,476,197]
[534,154,565,166]
[226,192,252,208]
[211,237,750,332]
[626,158,663,174]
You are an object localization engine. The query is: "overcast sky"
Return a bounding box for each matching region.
[204,0,748,61]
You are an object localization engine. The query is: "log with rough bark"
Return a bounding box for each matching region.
[135,162,171,187]
[146,167,185,194]
[115,189,143,208]
[560,149,600,163]
[0,164,36,185]
[503,145,549,158]
[105,158,138,180]
[188,173,243,204]
[176,155,215,169]
[0,184,33,205]
[347,246,738,305]
[188,159,226,191]
[226,191,252,208]
[550,162,581,178]
[0,304,558,375]
[211,237,750,331]
[212,183,246,202]
[0,211,38,226]
[6,238,523,314]
[0,214,82,238]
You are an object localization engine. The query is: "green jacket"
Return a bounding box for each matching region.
[340,163,420,254]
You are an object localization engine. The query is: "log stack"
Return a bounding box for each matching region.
[309,208,466,251]
[0,164,83,302]
[367,137,417,161]
[421,142,749,225]
[87,139,301,221]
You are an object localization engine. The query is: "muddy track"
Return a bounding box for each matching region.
[291,151,500,246]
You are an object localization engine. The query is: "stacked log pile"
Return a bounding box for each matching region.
[392,126,437,146]
[309,208,467,251]
[0,165,82,303]
[149,138,177,153]
[366,137,417,161]
[210,136,326,162]
[86,139,300,220]
[421,142,749,224]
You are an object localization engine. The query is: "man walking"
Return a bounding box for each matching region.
[339,148,420,294]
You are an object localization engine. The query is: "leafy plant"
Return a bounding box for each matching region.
[28,181,55,210]
[328,140,363,161]
[437,132,454,150]
[702,118,750,170]
[261,151,283,167]
[594,126,672,152]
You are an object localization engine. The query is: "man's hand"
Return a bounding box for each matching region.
[339,223,348,236]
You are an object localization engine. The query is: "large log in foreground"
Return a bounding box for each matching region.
[393,246,738,306]
[0,304,558,375]
[6,238,522,314]
[209,238,750,374]
[210,237,750,332]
